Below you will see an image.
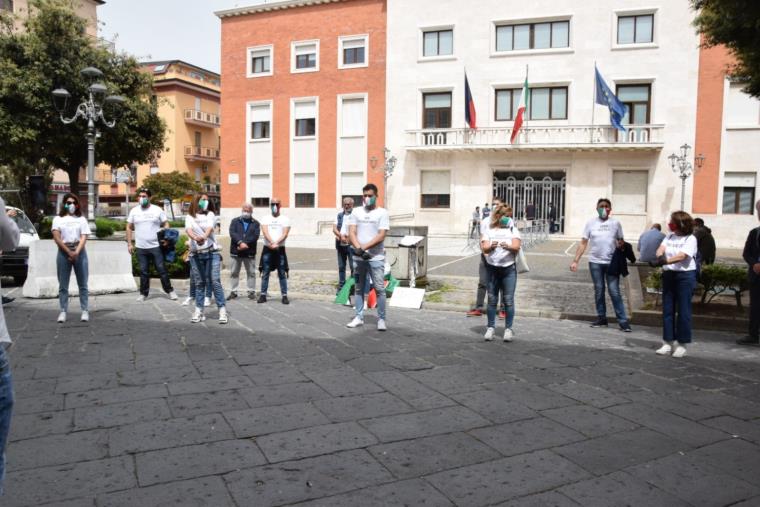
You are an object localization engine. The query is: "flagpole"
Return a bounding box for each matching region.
[591,62,596,143]
[524,64,529,143]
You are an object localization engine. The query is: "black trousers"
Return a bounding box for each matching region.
[750,280,760,339]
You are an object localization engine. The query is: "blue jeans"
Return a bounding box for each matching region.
[188,255,212,299]
[56,248,88,312]
[336,246,353,292]
[662,270,697,344]
[261,247,288,296]
[588,262,628,323]
[190,251,225,309]
[353,257,385,320]
[0,346,13,496]
[487,263,517,328]
[136,246,173,296]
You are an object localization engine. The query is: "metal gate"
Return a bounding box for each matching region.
[493,175,566,233]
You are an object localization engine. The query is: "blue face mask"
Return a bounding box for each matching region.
[140,197,149,207]
[66,203,77,214]
[199,199,208,211]
[271,204,279,214]
[500,216,511,227]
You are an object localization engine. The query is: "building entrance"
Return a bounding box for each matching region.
[493,171,566,233]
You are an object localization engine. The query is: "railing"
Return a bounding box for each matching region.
[184,109,221,127]
[202,183,220,194]
[406,125,665,149]
[518,219,550,249]
[184,145,220,159]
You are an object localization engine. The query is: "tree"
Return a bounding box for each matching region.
[141,171,201,205]
[692,0,760,97]
[0,0,166,210]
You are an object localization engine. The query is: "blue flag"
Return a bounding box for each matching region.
[595,67,627,132]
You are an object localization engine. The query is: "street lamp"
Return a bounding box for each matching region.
[52,67,125,231]
[371,148,396,210]
[667,143,705,211]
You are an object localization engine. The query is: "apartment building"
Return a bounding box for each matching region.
[1,0,103,36]
[216,0,386,231]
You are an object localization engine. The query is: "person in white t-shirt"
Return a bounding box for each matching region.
[481,204,522,342]
[127,188,177,302]
[651,211,699,358]
[570,198,631,332]
[51,193,91,323]
[185,193,227,324]
[346,183,390,331]
[258,198,291,304]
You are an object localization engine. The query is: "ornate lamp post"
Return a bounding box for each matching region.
[52,67,125,231]
[370,147,397,210]
[668,143,705,211]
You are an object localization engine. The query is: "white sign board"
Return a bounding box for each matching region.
[228,173,240,185]
[389,287,425,309]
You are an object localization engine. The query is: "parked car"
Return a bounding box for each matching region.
[0,206,39,285]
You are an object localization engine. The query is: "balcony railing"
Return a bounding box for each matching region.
[202,183,220,194]
[184,109,221,127]
[184,145,220,160]
[405,125,665,151]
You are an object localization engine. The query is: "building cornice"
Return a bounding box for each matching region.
[215,0,347,19]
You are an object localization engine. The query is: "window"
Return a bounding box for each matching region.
[341,172,363,206]
[340,97,365,137]
[617,84,651,124]
[617,14,653,44]
[423,29,453,57]
[292,41,319,72]
[423,92,452,128]
[495,89,519,121]
[251,197,270,208]
[339,35,368,68]
[294,100,316,137]
[420,171,451,208]
[294,173,315,208]
[194,131,202,147]
[723,172,757,214]
[251,121,270,140]
[248,46,272,76]
[250,103,271,140]
[495,21,569,52]
[251,174,271,208]
[1,0,13,11]
[529,87,567,120]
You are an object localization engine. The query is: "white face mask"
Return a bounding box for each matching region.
[241,211,252,219]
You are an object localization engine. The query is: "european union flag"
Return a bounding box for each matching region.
[595,66,628,132]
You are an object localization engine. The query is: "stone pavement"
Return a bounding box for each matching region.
[3,292,760,506]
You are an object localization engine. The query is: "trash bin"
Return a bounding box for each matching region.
[385,226,427,282]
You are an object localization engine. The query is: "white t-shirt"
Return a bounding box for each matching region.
[52,215,91,244]
[336,211,351,246]
[482,225,522,267]
[185,212,218,252]
[127,204,167,249]
[261,214,291,246]
[349,206,390,261]
[662,233,698,272]
[582,217,624,264]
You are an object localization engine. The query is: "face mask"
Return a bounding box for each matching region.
[668,222,677,232]
[597,207,609,219]
[500,216,511,227]
[66,203,76,214]
[363,196,376,207]
[241,212,252,220]
[140,197,149,207]
[271,204,279,214]
[199,199,208,211]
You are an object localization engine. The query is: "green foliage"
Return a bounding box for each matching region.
[644,269,662,290]
[131,234,190,279]
[95,217,126,231]
[699,263,748,307]
[692,0,760,97]
[37,216,53,239]
[168,219,185,228]
[93,218,114,238]
[141,171,201,204]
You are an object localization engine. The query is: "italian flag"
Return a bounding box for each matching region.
[510,76,529,144]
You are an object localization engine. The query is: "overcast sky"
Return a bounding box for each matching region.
[98,0,259,73]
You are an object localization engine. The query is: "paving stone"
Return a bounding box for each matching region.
[314,340,362,361]
[13,378,57,397]
[364,370,456,410]
[227,345,284,365]
[186,343,230,361]
[407,364,505,395]
[166,375,253,395]
[731,496,760,506]
[13,393,64,414]
[108,413,234,455]
[256,421,378,462]
[289,353,347,375]
[64,384,169,409]
[496,491,581,507]
[360,405,490,442]
[135,439,267,486]
[485,380,577,411]
[426,450,590,507]
[689,438,760,484]
[4,456,135,507]
[345,355,394,373]
[193,358,245,378]
[241,361,310,385]
[558,470,691,507]
[469,417,586,456]
[133,352,193,370]
[304,367,384,397]
[545,381,629,409]
[553,428,685,475]
[96,475,236,507]
[368,432,501,479]
[607,402,729,447]
[33,361,135,379]
[291,478,455,506]
[238,381,332,408]
[374,352,435,371]
[7,429,109,470]
[621,390,724,421]
[224,449,393,507]
[54,374,120,394]
[626,452,760,506]
[167,389,250,418]
[701,415,760,444]
[224,402,330,438]
[8,409,73,441]
[116,365,199,386]
[674,391,760,420]
[74,398,172,430]
[450,390,537,423]
[541,405,639,438]
[313,392,413,422]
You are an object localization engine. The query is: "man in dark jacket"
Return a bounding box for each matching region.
[228,202,260,299]
[694,218,716,265]
[739,201,760,346]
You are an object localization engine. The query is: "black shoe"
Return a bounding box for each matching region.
[1,296,14,305]
[590,318,609,328]
[619,322,632,333]
[257,295,267,304]
[227,292,238,300]
[282,296,290,305]
[736,336,760,346]
[248,293,256,300]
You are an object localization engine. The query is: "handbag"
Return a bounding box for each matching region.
[516,248,530,274]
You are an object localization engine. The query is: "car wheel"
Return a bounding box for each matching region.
[13,275,26,286]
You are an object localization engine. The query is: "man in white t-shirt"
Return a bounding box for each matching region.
[258,197,291,304]
[569,198,631,332]
[127,188,177,302]
[346,183,390,331]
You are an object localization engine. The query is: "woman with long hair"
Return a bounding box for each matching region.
[51,193,91,323]
[480,204,522,341]
[654,211,698,358]
[185,194,227,323]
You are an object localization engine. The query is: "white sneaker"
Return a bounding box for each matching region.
[377,319,387,331]
[181,296,192,306]
[672,345,687,358]
[219,307,228,324]
[346,317,364,328]
[484,327,495,341]
[136,295,146,302]
[503,328,514,342]
[168,291,178,301]
[655,342,673,355]
[191,308,205,323]
[57,311,67,323]
[204,297,211,307]
[81,311,89,322]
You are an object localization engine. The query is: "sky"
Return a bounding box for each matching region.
[98,0,263,74]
